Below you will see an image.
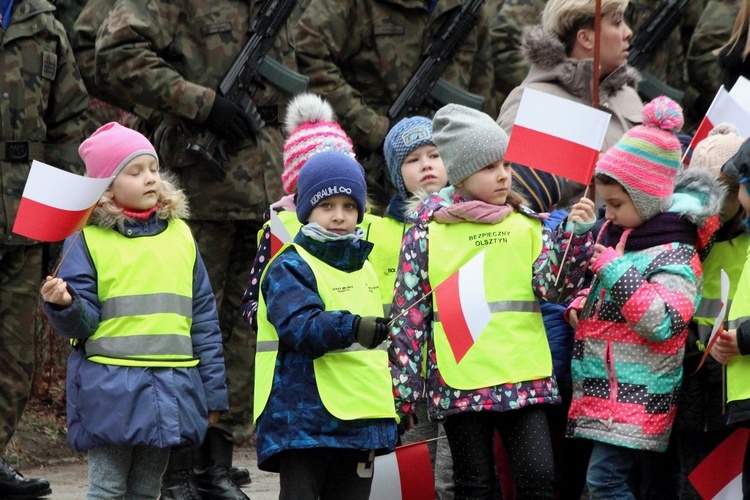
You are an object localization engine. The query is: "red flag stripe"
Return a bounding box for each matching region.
[12,197,94,242]
[505,125,600,185]
[397,441,435,500]
[434,269,474,363]
[688,428,749,499]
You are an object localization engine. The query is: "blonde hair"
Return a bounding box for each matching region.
[718,0,750,59]
[542,0,628,52]
[97,170,189,220]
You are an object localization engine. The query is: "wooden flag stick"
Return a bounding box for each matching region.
[50,230,82,279]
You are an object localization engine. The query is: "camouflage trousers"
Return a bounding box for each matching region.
[187,220,261,445]
[0,244,42,453]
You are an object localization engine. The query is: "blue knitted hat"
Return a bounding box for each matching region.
[384,116,434,197]
[296,151,367,224]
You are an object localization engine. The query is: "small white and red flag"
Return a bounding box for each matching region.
[730,75,750,114]
[12,160,111,242]
[433,250,492,363]
[689,86,750,153]
[370,441,435,500]
[269,209,293,257]
[688,428,749,499]
[504,88,611,185]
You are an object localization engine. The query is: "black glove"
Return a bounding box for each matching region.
[352,315,390,349]
[203,95,257,143]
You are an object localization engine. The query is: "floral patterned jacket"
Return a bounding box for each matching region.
[388,189,593,421]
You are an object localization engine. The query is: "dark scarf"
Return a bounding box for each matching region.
[600,212,697,251]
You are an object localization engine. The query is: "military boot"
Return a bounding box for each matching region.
[160,446,201,500]
[0,457,52,499]
[229,467,251,487]
[194,428,249,500]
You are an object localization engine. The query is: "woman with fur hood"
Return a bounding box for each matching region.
[497,0,644,207]
[41,123,228,498]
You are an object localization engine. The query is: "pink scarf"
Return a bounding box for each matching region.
[433,200,514,224]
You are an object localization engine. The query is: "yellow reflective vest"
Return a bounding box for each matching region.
[694,235,750,349]
[254,243,397,422]
[428,214,552,390]
[726,240,750,403]
[82,219,198,367]
[366,216,408,315]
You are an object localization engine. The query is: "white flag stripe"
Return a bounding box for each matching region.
[23,160,111,211]
[513,88,611,150]
[729,76,750,115]
[270,209,292,243]
[370,452,402,500]
[458,250,492,341]
[712,474,742,500]
[708,88,750,139]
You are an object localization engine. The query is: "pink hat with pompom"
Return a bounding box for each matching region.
[282,94,355,195]
[79,122,158,179]
[595,96,684,220]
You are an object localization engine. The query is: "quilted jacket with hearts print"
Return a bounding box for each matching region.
[388,188,594,421]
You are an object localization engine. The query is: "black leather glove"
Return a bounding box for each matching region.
[352,315,390,349]
[203,95,257,143]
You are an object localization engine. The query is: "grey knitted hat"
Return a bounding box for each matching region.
[432,104,509,186]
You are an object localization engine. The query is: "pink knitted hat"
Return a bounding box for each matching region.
[595,96,684,220]
[79,122,158,179]
[282,93,355,194]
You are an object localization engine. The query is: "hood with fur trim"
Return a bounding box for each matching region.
[521,25,640,99]
[669,167,725,228]
[88,171,190,232]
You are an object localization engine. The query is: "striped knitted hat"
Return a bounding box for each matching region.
[595,96,684,220]
[384,116,434,197]
[282,93,355,195]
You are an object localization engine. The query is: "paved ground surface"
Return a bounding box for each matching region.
[22,445,280,499]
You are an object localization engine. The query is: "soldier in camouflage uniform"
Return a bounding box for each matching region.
[0,0,88,496]
[295,0,498,212]
[95,0,297,498]
[687,0,740,126]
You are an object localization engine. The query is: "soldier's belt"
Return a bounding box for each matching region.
[0,141,45,162]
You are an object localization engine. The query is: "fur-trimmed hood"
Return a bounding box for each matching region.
[521,25,640,97]
[87,171,190,232]
[670,167,726,227]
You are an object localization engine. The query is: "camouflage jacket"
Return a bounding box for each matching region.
[95,0,299,221]
[0,0,89,246]
[295,0,498,156]
[498,26,643,153]
[687,0,739,120]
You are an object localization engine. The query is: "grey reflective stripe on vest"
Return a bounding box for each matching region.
[382,303,391,317]
[255,339,386,354]
[86,334,194,358]
[434,300,539,322]
[100,293,192,321]
[695,298,729,319]
[728,315,750,330]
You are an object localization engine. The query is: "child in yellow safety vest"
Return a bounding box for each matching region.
[253,150,397,498]
[40,122,228,498]
[714,136,750,498]
[674,123,748,500]
[388,103,596,499]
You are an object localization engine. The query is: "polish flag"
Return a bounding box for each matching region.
[689,86,750,153]
[269,209,293,257]
[688,428,749,499]
[370,441,435,500]
[434,250,492,363]
[505,88,611,185]
[12,160,111,242]
[729,75,750,114]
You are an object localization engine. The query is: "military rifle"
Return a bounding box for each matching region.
[626,0,689,103]
[388,0,486,122]
[186,0,308,178]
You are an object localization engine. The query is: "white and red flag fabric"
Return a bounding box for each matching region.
[268,209,293,257]
[689,86,750,153]
[433,250,491,363]
[369,441,435,500]
[504,88,611,185]
[12,160,111,242]
[688,428,749,499]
